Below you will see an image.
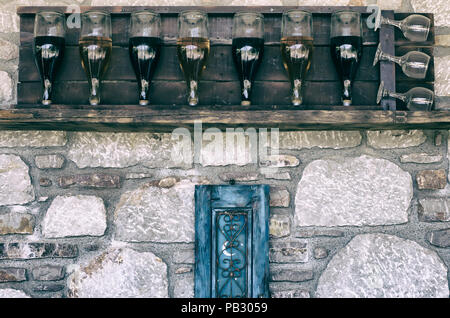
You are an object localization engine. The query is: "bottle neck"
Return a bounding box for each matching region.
[382,17,403,31]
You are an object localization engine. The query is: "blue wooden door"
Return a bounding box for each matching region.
[195,185,270,298]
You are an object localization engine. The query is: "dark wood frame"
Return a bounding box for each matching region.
[3,6,445,132]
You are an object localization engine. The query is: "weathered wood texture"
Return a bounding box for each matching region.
[10,6,440,131]
[0,107,449,132]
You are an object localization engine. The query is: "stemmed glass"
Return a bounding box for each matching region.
[377,81,434,111]
[79,11,112,106]
[177,11,210,106]
[232,12,264,106]
[374,14,431,42]
[129,10,162,106]
[330,10,363,106]
[33,11,66,106]
[281,10,313,106]
[373,43,430,79]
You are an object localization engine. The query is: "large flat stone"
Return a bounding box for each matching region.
[0,71,12,103]
[367,130,426,149]
[279,131,361,149]
[42,196,107,238]
[0,131,67,147]
[67,132,192,169]
[435,56,450,96]
[0,155,35,206]
[114,179,197,243]
[316,234,449,298]
[295,155,412,227]
[68,248,168,298]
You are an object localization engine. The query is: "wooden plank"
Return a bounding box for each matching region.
[194,185,212,298]
[379,10,396,111]
[17,6,380,15]
[251,185,270,298]
[17,80,378,106]
[20,12,378,47]
[19,45,379,83]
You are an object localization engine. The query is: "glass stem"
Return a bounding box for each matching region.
[188,80,199,106]
[140,79,149,105]
[291,79,303,106]
[379,52,403,66]
[241,79,252,105]
[382,17,403,31]
[42,79,52,105]
[89,78,100,106]
[342,79,352,106]
[387,91,407,103]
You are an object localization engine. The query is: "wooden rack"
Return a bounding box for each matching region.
[2,6,443,132]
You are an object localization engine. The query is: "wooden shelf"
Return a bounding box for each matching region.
[1,106,449,132]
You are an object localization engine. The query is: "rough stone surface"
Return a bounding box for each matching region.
[278,131,361,149]
[0,243,78,259]
[172,248,194,264]
[436,35,450,47]
[42,196,107,238]
[416,170,447,190]
[31,265,65,281]
[313,247,328,260]
[0,155,34,206]
[435,56,450,96]
[0,213,34,235]
[269,241,308,263]
[114,180,196,243]
[270,266,313,282]
[269,214,290,238]
[219,172,260,182]
[0,71,12,103]
[35,155,65,169]
[260,155,300,168]
[418,198,450,222]
[295,156,412,227]
[68,248,168,298]
[426,228,450,248]
[0,268,26,282]
[39,178,52,187]
[400,153,442,164]
[269,283,310,298]
[270,187,290,207]
[173,273,194,298]
[67,132,192,169]
[58,174,120,189]
[0,131,67,147]
[0,288,30,298]
[411,0,450,27]
[264,172,291,180]
[200,131,255,166]
[367,130,426,149]
[316,234,449,298]
[295,228,345,238]
[0,39,18,60]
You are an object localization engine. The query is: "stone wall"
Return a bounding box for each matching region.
[0,0,449,298]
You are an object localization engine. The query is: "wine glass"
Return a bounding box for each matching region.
[33,11,66,106]
[79,11,112,106]
[232,12,264,106]
[281,10,313,106]
[129,10,162,106]
[330,10,363,106]
[373,43,430,79]
[375,14,431,42]
[377,81,434,111]
[177,10,210,106]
